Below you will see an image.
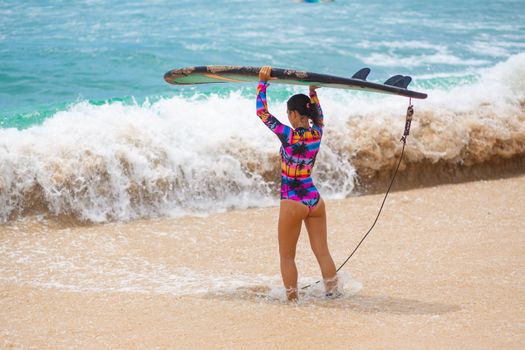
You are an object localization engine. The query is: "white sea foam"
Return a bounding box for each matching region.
[468,41,510,58]
[354,40,495,68]
[356,40,448,51]
[355,50,490,68]
[411,71,476,80]
[0,53,524,223]
[0,227,362,301]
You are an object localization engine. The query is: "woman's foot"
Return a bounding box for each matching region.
[324,275,342,298]
[285,287,298,301]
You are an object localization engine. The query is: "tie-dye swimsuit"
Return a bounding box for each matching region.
[256,81,324,209]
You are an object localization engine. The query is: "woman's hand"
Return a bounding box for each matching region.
[259,66,272,82]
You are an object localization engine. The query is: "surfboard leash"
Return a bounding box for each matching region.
[301,98,414,291]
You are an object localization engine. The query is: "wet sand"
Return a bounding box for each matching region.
[1,176,524,349]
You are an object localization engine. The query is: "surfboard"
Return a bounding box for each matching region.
[164,66,428,99]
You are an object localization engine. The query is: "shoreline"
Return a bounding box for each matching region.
[355,153,525,194]
[1,175,524,349]
[2,161,525,226]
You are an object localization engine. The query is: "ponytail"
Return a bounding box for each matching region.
[287,94,323,127]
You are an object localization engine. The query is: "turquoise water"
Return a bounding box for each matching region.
[1,0,524,128]
[1,0,524,223]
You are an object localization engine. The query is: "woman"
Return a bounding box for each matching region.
[256,66,339,301]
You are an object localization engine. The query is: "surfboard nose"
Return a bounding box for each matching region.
[163,69,181,84]
[164,67,199,84]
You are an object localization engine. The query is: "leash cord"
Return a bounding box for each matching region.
[301,100,414,290]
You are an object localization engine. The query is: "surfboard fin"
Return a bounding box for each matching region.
[384,75,412,89]
[351,68,370,80]
[395,76,412,89]
[384,75,404,86]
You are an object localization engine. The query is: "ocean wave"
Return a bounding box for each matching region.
[355,51,490,68]
[1,53,524,223]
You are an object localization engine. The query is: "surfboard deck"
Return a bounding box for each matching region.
[164,65,428,99]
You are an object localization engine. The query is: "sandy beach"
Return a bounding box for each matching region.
[1,175,524,349]
[2,0,525,348]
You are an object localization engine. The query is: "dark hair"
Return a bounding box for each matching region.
[287,93,323,127]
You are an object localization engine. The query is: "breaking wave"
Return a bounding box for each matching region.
[1,53,524,223]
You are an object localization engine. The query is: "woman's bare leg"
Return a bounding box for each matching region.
[304,198,338,293]
[278,199,309,301]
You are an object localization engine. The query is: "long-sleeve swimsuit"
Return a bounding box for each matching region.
[256,81,324,209]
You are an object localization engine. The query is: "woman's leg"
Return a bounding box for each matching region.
[304,198,338,293]
[278,199,309,301]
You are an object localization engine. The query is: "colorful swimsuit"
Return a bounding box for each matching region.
[256,81,324,209]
